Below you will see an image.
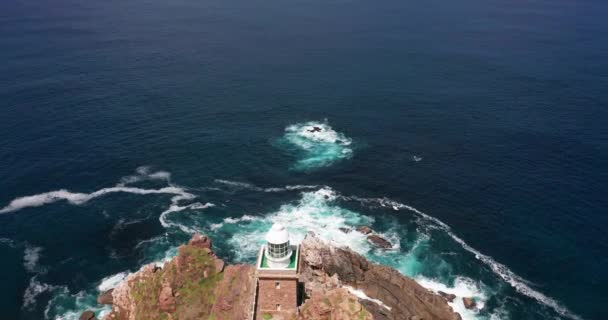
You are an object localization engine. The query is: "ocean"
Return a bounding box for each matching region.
[1,0,607,319]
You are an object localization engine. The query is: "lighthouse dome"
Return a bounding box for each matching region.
[265,223,290,244]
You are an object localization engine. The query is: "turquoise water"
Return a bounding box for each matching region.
[1,0,607,319]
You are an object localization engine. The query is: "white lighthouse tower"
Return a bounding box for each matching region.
[254,223,300,318]
[264,223,293,268]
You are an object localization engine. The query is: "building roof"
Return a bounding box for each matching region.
[265,223,290,244]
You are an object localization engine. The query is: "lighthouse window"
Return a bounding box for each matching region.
[268,242,290,258]
[275,281,280,289]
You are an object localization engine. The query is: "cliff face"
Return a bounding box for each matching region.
[91,233,460,320]
[299,233,462,320]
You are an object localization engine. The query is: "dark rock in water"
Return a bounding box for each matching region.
[367,234,393,249]
[339,227,352,233]
[462,297,476,309]
[438,291,456,302]
[356,225,373,235]
[308,126,323,133]
[97,288,114,305]
[79,310,96,320]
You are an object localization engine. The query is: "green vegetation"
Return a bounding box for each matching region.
[128,245,222,320]
[262,313,273,320]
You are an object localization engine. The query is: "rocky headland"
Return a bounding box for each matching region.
[84,231,467,320]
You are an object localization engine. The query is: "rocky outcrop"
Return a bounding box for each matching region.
[97,289,113,305]
[300,233,462,320]
[438,291,457,303]
[350,225,394,249]
[99,233,460,320]
[356,225,373,235]
[211,264,255,319]
[463,297,476,309]
[299,287,373,320]
[367,234,393,249]
[104,235,254,320]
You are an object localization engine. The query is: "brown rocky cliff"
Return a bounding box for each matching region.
[103,235,255,320]
[91,233,460,320]
[299,233,462,320]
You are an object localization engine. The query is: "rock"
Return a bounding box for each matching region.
[410,316,423,320]
[339,227,352,234]
[214,258,225,273]
[188,234,212,249]
[300,233,462,320]
[438,291,456,302]
[158,282,176,312]
[356,226,373,234]
[367,234,393,249]
[79,310,96,320]
[211,265,256,319]
[97,289,114,305]
[462,297,476,309]
[308,126,323,133]
[298,288,372,320]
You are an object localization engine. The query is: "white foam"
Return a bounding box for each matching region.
[216,188,374,261]
[344,285,392,311]
[0,238,15,247]
[45,289,111,320]
[416,276,486,320]
[214,179,319,193]
[281,120,354,169]
[341,195,582,320]
[285,121,352,145]
[158,196,214,234]
[23,245,43,273]
[0,186,191,214]
[97,272,127,292]
[117,166,171,186]
[23,276,66,308]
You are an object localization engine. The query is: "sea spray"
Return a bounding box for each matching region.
[277,120,354,170]
[206,188,492,320]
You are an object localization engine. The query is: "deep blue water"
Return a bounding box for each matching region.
[1,0,607,319]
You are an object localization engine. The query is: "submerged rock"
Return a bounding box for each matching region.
[339,227,352,233]
[463,297,476,309]
[356,225,373,234]
[367,234,393,249]
[308,126,323,133]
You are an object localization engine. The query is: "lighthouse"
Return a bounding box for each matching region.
[254,223,300,318]
[265,223,293,268]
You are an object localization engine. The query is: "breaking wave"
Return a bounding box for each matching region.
[23,276,66,309]
[214,179,320,192]
[278,120,354,170]
[12,168,579,320]
[204,187,581,320]
[0,168,193,214]
[340,195,582,320]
